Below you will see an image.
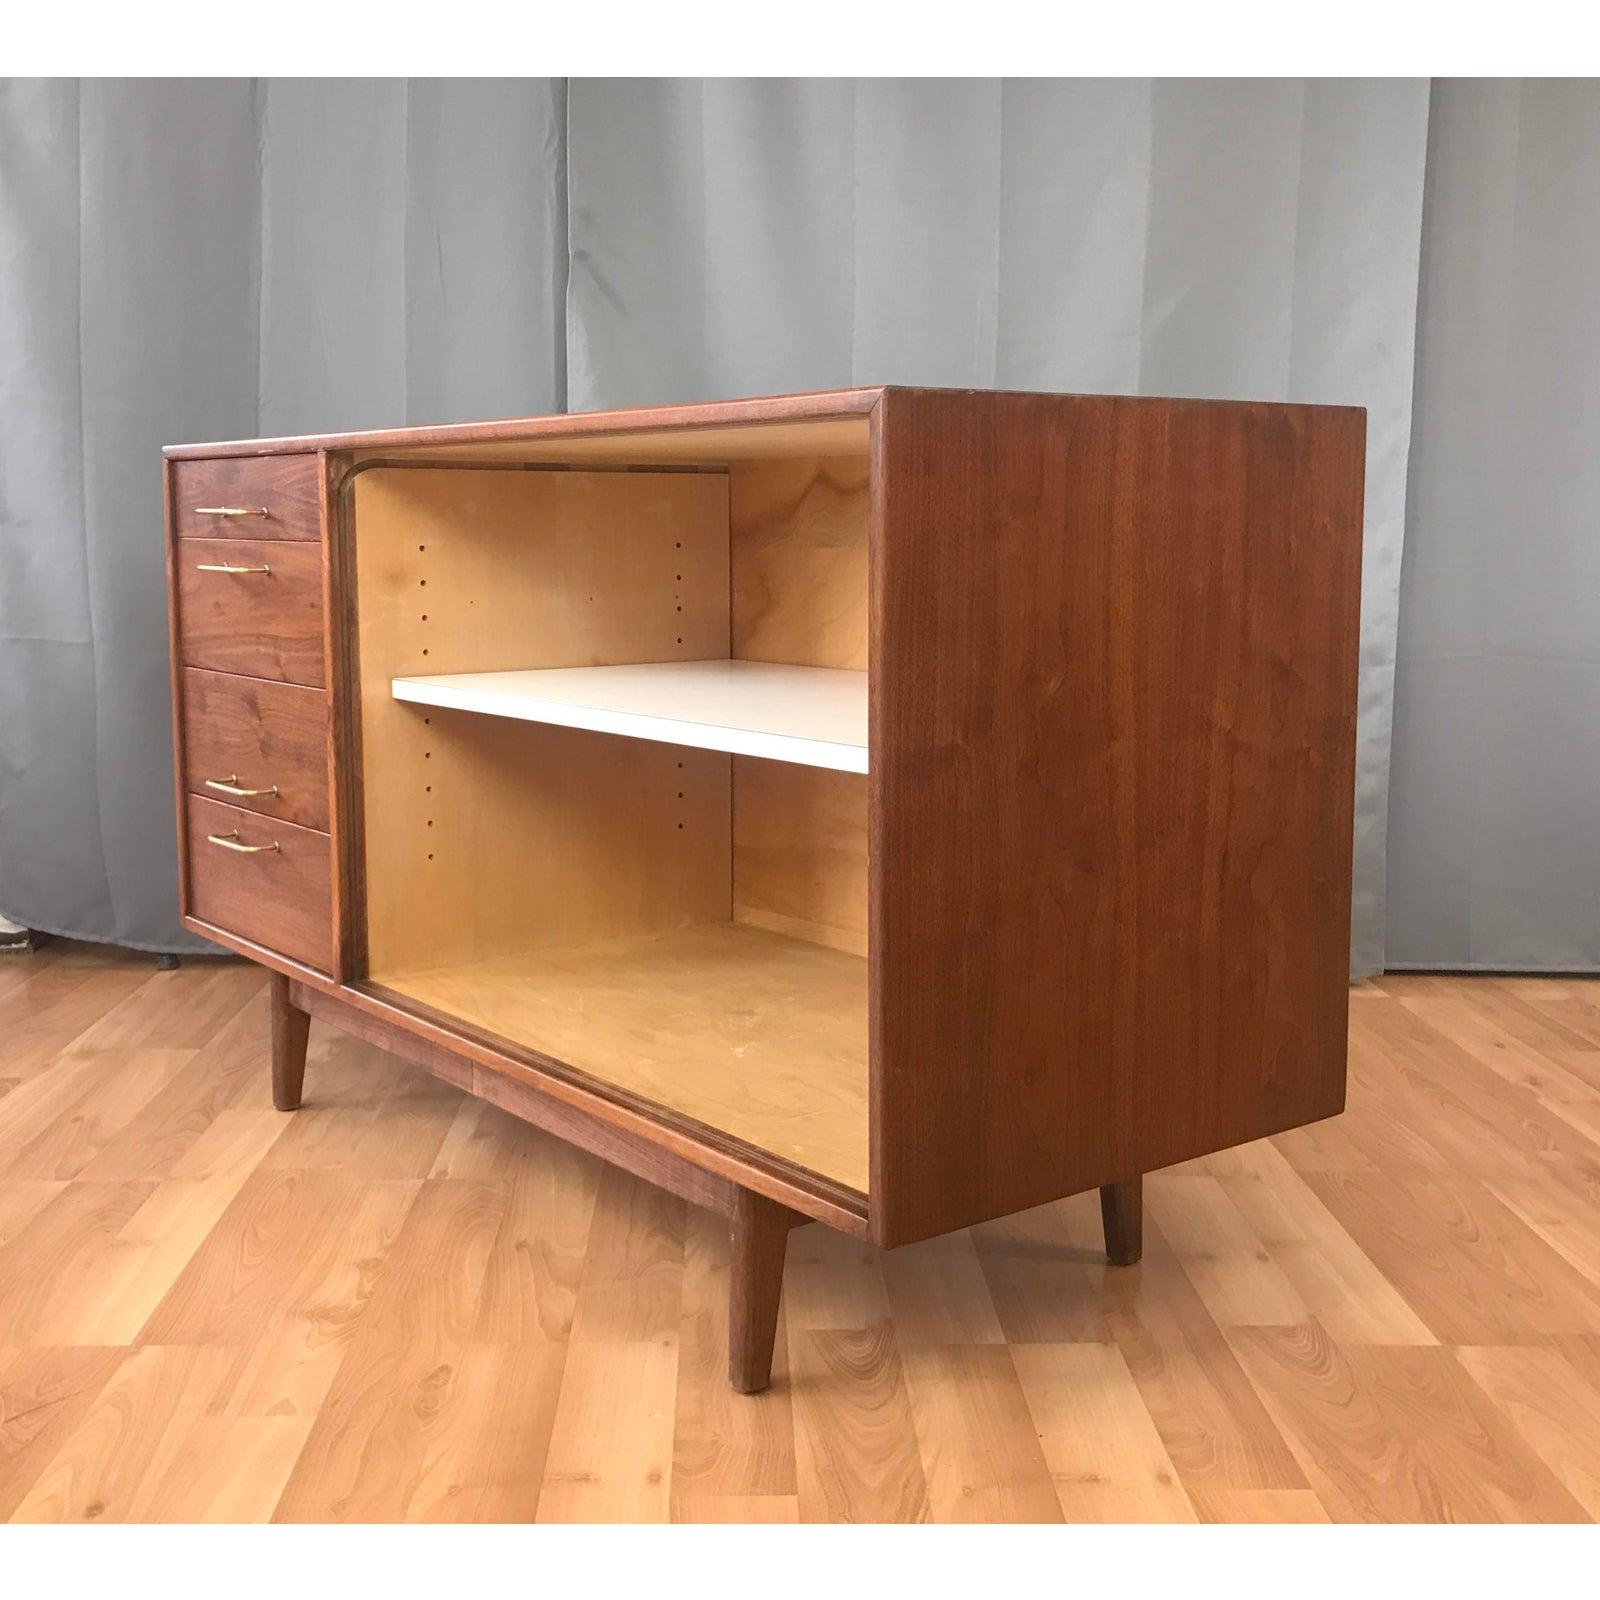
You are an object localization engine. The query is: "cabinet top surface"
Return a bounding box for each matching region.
[162,385,1365,462]
[164,387,886,461]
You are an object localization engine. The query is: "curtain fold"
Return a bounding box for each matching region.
[0,78,565,951]
[1387,81,1600,971]
[567,78,1432,976]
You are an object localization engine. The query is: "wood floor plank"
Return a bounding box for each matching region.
[0,1050,197,1181]
[970,1195,1111,1344]
[1306,1166,1600,1343]
[1210,1142,1439,1345]
[1489,1170,1600,1295]
[0,957,158,1084]
[470,1135,601,1345]
[783,1220,891,1331]
[671,1493,799,1522]
[0,1346,127,1519]
[256,1034,461,1179]
[125,1413,314,1522]
[899,1343,1062,1522]
[1144,1176,1311,1327]
[0,1182,66,1250]
[73,993,274,1182]
[0,1181,155,1347]
[1230,1322,1589,1523]
[1349,999,1600,1178]
[1099,1231,1310,1493]
[4,952,1600,1523]
[536,1337,678,1523]
[567,1167,685,1345]
[789,1325,928,1523]
[1442,976,1600,1054]
[267,1179,511,1521]
[7,1344,238,1522]
[1186,1487,1332,1522]
[1011,1342,1196,1522]
[140,1169,420,1348]
[880,1230,1006,1349]
[1455,1344,1600,1520]
[53,1138,286,1347]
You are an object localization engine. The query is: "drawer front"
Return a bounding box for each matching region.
[182,669,329,831]
[186,794,333,971]
[173,455,320,541]
[176,538,325,686]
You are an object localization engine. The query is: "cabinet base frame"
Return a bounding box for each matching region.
[271,976,1145,1393]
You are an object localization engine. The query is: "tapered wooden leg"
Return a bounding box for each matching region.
[727,1188,798,1394]
[1100,1175,1143,1266]
[270,971,310,1112]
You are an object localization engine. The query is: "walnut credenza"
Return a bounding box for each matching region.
[163,387,1365,1392]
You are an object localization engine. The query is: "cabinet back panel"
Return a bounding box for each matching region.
[352,466,733,975]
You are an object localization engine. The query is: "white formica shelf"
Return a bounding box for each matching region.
[392,659,869,773]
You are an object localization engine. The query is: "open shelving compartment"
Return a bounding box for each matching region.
[348,417,871,1197]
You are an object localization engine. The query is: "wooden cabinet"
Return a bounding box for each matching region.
[164,388,1365,1393]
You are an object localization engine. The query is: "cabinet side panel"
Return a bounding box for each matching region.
[728,455,870,957]
[871,391,1366,1245]
[729,454,869,670]
[163,459,192,921]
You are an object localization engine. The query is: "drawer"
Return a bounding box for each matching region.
[172,454,320,541]
[176,538,325,686]
[186,794,333,972]
[182,669,329,831]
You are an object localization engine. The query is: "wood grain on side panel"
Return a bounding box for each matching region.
[869,390,1366,1246]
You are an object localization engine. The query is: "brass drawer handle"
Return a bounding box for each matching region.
[195,505,269,517]
[195,562,271,574]
[207,830,279,854]
[205,775,279,799]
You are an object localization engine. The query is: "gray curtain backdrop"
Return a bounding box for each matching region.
[1,78,1590,974]
[0,78,564,951]
[1387,81,1600,971]
[568,78,1432,976]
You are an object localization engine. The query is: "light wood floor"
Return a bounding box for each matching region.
[4,943,1600,1522]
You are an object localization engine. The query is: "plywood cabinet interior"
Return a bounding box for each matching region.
[164,386,1365,1393]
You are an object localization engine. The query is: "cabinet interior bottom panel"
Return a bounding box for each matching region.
[377,922,868,1191]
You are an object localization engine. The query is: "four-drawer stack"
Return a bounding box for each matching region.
[169,454,335,973]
